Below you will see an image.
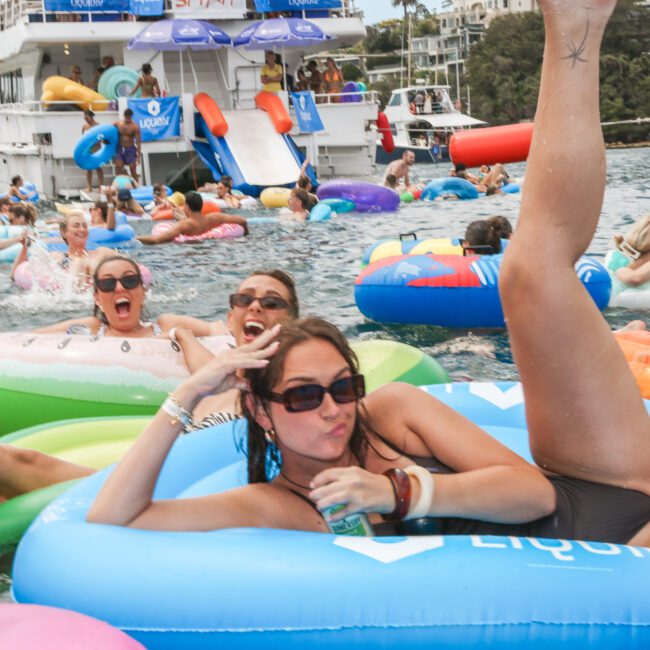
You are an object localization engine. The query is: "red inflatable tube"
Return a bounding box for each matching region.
[255,91,292,134]
[377,112,395,154]
[194,93,228,137]
[449,122,534,168]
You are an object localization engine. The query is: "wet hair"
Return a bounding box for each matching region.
[485,184,499,196]
[244,269,300,319]
[24,203,38,225]
[0,196,10,210]
[615,215,650,256]
[291,188,311,211]
[242,317,369,484]
[487,215,513,240]
[456,170,469,181]
[185,191,203,212]
[296,175,312,190]
[221,175,233,184]
[11,175,22,187]
[93,201,109,222]
[142,63,152,75]
[92,255,143,323]
[464,219,501,254]
[385,174,397,189]
[221,177,233,191]
[124,108,133,117]
[454,163,466,172]
[9,203,34,225]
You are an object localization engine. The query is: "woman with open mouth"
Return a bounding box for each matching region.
[0,265,299,500]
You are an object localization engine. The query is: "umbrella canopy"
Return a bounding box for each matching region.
[233,18,334,50]
[128,19,232,51]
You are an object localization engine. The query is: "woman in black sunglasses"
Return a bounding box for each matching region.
[34,255,225,339]
[90,0,650,546]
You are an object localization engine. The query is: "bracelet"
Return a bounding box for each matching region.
[381,468,412,521]
[404,465,435,520]
[161,393,194,429]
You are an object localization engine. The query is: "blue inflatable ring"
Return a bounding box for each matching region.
[130,185,172,205]
[12,382,650,649]
[421,177,480,201]
[73,125,119,171]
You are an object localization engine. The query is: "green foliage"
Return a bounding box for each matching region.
[368,79,394,109]
[342,64,364,82]
[466,0,650,141]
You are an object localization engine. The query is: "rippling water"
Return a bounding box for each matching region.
[1,148,648,383]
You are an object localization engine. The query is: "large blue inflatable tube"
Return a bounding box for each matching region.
[421,177,479,201]
[355,253,612,328]
[73,125,119,171]
[12,382,650,649]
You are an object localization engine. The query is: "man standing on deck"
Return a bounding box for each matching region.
[113,109,141,184]
[383,150,416,192]
[261,51,283,94]
[137,192,249,245]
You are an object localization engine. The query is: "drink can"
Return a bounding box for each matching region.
[322,504,373,536]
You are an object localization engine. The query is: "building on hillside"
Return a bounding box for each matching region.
[410,0,537,97]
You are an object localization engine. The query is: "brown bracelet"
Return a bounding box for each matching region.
[382,468,412,521]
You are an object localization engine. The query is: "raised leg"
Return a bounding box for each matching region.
[499,0,650,493]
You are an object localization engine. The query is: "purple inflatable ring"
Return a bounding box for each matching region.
[317,180,400,213]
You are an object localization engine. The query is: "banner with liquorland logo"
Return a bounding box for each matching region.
[45,0,163,13]
[290,92,324,133]
[254,0,342,10]
[127,97,181,142]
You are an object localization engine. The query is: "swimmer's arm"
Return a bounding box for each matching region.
[206,212,249,236]
[153,78,161,97]
[0,236,21,250]
[33,316,97,334]
[10,238,29,281]
[615,261,650,287]
[130,77,143,96]
[170,327,218,373]
[364,383,556,523]
[159,315,228,340]
[137,225,180,245]
[106,204,116,231]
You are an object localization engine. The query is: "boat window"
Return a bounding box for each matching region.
[0,70,24,104]
[388,94,402,107]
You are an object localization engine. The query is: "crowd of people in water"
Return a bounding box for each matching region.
[2,0,649,549]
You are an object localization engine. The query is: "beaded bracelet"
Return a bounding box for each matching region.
[382,468,412,521]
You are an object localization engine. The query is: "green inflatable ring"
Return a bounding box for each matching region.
[0,416,151,547]
[98,66,141,100]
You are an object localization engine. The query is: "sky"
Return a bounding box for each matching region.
[354,0,443,25]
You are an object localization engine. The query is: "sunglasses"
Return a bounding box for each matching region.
[229,293,289,311]
[95,274,143,293]
[266,374,365,413]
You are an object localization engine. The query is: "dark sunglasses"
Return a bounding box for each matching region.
[266,374,365,413]
[95,274,143,293]
[229,293,289,311]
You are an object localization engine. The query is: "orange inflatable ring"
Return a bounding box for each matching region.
[201,201,222,216]
[377,112,394,154]
[152,209,175,221]
[614,330,650,399]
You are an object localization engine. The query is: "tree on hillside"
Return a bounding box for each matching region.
[466,0,650,137]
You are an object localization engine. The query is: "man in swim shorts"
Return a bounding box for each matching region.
[384,150,416,191]
[137,191,249,245]
[113,109,141,183]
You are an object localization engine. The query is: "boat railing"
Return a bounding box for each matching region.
[1,0,360,30]
[0,100,118,114]
[313,90,378,106]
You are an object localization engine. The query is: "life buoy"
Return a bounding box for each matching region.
[73,125,119,171]
[377,112,394,154]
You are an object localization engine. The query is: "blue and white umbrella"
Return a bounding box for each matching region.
[234,18,334,93]
[128,19,232,95]
[129,19,232,51]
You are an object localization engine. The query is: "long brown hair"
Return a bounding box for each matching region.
[241,317,369,483]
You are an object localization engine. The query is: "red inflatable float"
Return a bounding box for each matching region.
[449,122,534,168]
[377,112,395,154]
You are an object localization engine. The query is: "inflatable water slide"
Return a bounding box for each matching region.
[192,92,317,197]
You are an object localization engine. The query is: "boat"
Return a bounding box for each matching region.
[376,84,486,164]
[0,2,379,198]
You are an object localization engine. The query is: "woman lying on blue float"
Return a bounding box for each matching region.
[89,0,649,548]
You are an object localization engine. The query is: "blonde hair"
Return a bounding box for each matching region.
[615,215,650,256]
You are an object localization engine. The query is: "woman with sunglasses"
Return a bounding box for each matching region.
[33,256,223,339]
[0,265,298,500]
[89,0,650,546]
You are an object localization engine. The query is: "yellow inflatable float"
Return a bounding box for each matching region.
[41,77,110,112]
[260,187,292,209]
